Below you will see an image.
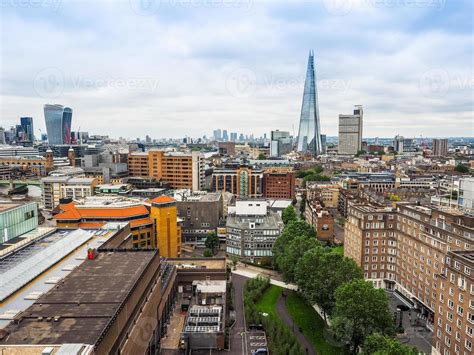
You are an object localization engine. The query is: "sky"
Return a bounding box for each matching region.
[0,0,473,139]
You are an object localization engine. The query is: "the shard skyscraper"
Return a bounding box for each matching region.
[296,50,322,156]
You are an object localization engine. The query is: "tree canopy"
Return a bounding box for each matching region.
[331,280,394,353]
[282,205,298,225]
[204,232,220,255]
[362,333,418,355]
[297,251,363,320]
[455,163,469,173]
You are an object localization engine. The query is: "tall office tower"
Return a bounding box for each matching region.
[432,138,448,157]
[44,104,73,145]
[0,127,5,144]
[62,107,72,144]
[230,132,237,142]
[20,117,34,142]
[297,50,322,156]
[270,130,291,157]
[320,134,327,154]
[338,105,363,155]
[222,130,229,142]
[213,129,222,141]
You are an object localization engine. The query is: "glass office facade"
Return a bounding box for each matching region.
[0,202,38,244]
[20,117,34,142]
[44,104,73,145]
[297,50,322,156]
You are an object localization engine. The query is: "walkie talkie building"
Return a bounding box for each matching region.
[44,104,73,145]
[296,50,322,156]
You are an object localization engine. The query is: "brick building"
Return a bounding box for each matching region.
[344,202,474,352]
[262,170,295,200]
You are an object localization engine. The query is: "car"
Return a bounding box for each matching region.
[252,348,268,355]
[248,324,264,331]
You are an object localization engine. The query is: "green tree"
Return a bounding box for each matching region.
[362,333,418,354]
[389,194,401,202]
[203,249,213,257]
[297,251,363,322]
[276,235,320,282]
[257,152,266,160]
[355,150,367,157]
[314,165,324,174]
[332,280,394,353]
[282,205,298,225]
[299,193,306,217]
[204,232,220,255]
[273,220,315,266]
[455,163,469,173]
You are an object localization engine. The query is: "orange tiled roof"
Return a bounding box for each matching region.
[151,195,176,204]
[55,205,150,220]
[129,217,153,228]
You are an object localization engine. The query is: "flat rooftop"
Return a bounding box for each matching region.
[0,203,21,213]
[168,258,226,270]
[0,227,122,329]
[0,250,157,345]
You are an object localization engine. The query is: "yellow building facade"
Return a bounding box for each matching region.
[150,195,181,258]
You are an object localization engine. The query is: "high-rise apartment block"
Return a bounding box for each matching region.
[432,138,449,157]
[128,150,205,190]
[344,202,473,354]
[338,105,363,155]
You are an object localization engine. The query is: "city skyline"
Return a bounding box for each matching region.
[0,1,472,138]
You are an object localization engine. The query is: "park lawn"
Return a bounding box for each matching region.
[286,291,345,355]
[255,284,283,318]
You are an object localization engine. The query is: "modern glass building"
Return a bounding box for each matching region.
[44,104,73,145]
[0,202,38,244]
[62,107,72,144]
[20,117,34,142]
[297,50,322,156]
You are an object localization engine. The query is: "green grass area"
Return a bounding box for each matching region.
[255,284,282,317]
[332,245,344,256]
[286,291,345,355]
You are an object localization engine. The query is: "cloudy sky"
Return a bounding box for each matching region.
[0,0,472,139]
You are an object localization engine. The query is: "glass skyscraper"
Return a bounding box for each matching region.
[20,117,34,142]
[44,104,73,145]
[297,50,322,156]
